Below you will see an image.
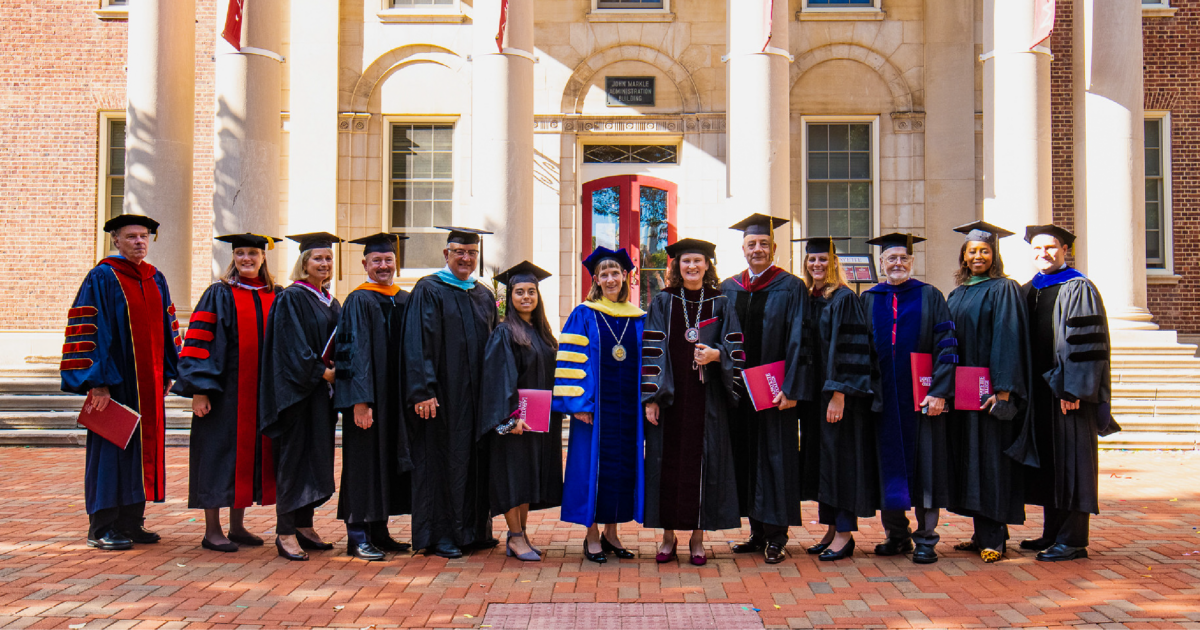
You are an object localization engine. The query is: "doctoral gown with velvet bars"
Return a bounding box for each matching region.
[946,277,1038,526]
[1021,269,1113,515]
[61,258,180,514]
[641,288,743,532]
[332,286,413,525]
[172,280,279,510]
[402,275,497,549]
[479,321,563,517]
[719,267,813,528]
[552,301,646,527]
[258,284,340,515]
[860,279,956,511]
[799,286,879,518]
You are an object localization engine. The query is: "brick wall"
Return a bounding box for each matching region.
[1049,0,1075,234]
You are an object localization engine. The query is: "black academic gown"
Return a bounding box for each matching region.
[258,284,340,515]
[478,321,563,517]
[720,267,813,528]
[946,277,1037,525]
[1021,270,1112,515]
[800,286,879,518]
[641,288,743,532]
[860,279,955,512]
[332,286,414,525]
[402,274,498,550]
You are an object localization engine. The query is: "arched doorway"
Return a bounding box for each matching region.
[581,175,677,308]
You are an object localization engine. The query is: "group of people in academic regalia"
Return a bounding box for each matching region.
[63,209,1110,567]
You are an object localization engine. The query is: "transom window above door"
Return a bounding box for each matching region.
[583,145,677,164]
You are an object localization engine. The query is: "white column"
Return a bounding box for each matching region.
[125,0,196,302]
[213,0,285,276]
[1075,0,1153,329]
[981,0,1053,283]
[726,0,792,263]
[472,0,535,274]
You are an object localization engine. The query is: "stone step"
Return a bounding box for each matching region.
[1112,370,1200,383]
[0,429,195,447]
[1112,383,1200,398]
[0,411,192,431]
[0,365,60,379]
[0,394,191,411]
[0,377,65,395]
[1099,430,1200,450]
[1112,346,1200,357]
[1112,399,1200,415]
[1111,414,1200,432]
[1111,357,1200,369]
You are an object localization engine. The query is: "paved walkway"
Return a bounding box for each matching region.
[1,448,1199,629]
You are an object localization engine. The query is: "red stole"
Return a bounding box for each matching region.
[739,265,783,293]
[230,282,276,507]
[100,257,167,502]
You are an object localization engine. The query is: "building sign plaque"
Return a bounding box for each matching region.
[606,77,656,107]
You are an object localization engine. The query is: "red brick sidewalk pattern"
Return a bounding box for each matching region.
[1,448,1198,629]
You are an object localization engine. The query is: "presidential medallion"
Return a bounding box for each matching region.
[612,344,627,361]
[684,327,700,343]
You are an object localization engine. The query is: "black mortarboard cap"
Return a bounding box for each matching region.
[436,226,492,245]
[729,213,789,237]
[583,247,635,275]
[286,231,344,252]
[349,232,409,255]
[1024,224,1076,247]
[215,233,280,250]
[792,236,850,255]
[867,232,926,254]
[953,220,1015,245]
[664,238,717,259]
[104,214,160,234]
[495,260,552,287]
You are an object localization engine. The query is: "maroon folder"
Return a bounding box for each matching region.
[517,389,553,433]
[910,352,933,411]
[954,366,993,411]
[321,327,337,368]
[77,391,141,450]
[744,360,786,411]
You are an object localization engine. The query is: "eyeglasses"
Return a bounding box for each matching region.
[448,248,479,259]
[884,255,912,264]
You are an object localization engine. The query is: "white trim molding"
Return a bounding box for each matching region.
[1145,110,1175,277]
[1142,0,1178,18]
[797,0,882,21]
[588,0,673,21]
[378,0,467,23]
[95,0,128,20]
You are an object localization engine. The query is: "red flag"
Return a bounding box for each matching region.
[762,0,774,52]
[1030,0,1055,49]
[222,0,244,51]
[496,0,509,53]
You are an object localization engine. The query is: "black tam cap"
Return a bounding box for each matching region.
[215,233,280,251]
[104,214,160,234]
[867,232,926,254]
[495,260,552,287]
[792,236,850,255]
[1024,224,1076,247]
[953,220,1015,245]
[664,238,717,259]
[729,213,788,237]
[436,226,492,245]
[349,232,408,255]
[286,231,344,252]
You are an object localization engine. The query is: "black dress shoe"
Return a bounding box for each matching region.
[464,537,500,550]
[427,541,463,558]
[1036,543,1088,562]
[806,541,831,555]
[87,529,133,551]
[201,537,239,552]
[373,536,411,553]
[348,541,386,561]
[583,542,607,564]
[732,537,766,554]
[228,532,264,547]
[121,526,161,544]
[600,536,635,559]
[275,537,309,561]
[874,537,914,556]
[764,542,787,564]
[295,531,334,551]
[1020,537,1053,551]
[819,537,855,562]
[911,543,939,564]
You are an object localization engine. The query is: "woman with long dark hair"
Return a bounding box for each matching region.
[479,261,562,562]
[173,234,281,552]
[641,239,743,566]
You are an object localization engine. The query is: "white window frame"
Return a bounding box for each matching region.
[796,116,881,263]
[96,111,125,260]
[378,0,466,23]
[1142,0,1177,18]
[800,0,882,14]
[1145,111,1175,279]
[95,0,128,20]
[591,0,671,14]
[383,116,461,278]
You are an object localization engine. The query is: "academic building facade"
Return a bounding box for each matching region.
[2,0,1199,446]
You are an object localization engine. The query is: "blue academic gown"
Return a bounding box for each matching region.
[60,259,180,514]
[552,301,646,527]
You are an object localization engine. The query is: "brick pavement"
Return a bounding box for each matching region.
[1,448,1198,629]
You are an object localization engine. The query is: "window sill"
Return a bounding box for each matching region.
[586,11,676,23]
[1147,272,1182,285]
[797,8,884,21]
[1143,5,1178,18]
[377,9,467,23]
[94,7,129,20]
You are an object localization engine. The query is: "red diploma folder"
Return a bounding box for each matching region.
[517,389,553,433]
[77,391,141,450]
[743,360,787,412]
[910,353,933,411]
[321,327,337,368]
[954,366,992,411]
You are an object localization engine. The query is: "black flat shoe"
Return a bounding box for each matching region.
[87,529,133,551]
[1020,537,1053,551]
[912,543,938,564]
[583,542,607,564]
[1036,543,1088,562]
[121,526,161,544]
[732,537,766,554]
[874,537,914,556]
[600,536,634,559]
[348,541,386,561]
[806,541,831,555]
[228,532,264,547]
[373,536,411,553]
[201,537,238,552]
[819,537,855,562]
[427,541,463,558]
[764,542,787,564]
[295,531,334,551]
[275,537,308,561]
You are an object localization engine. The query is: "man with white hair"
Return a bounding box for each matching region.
[60,214,181,550]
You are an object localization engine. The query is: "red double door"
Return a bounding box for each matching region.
[581,175,678,308]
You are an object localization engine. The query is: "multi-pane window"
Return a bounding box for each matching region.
[583,145,677,164]
[806,0,874,6]
[1145,117,1167,268]
[392,0,452,6]
[106,119,126,221]
[598,0,664,8]
[807,123,872,254]
[391,123,454,269]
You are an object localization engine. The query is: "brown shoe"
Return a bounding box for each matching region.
[764,542,786,564]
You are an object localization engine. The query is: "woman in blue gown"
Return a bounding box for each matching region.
[552,247,646,563]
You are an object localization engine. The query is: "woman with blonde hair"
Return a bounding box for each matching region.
[552,247,646,563]
[795,236,877,561]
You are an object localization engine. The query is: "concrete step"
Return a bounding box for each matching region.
[1112,370,1200,383]
[1112,398,1200,414]
[0,364,60,378]
[1100,430,1199,450]
[1111,414,1200,432]
[1112,385,1200,399]
[1111,358,1200,369]
[0,429,195,447]
[0,378,65,395]
[0,411,193,431]
[0,394,191,411]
